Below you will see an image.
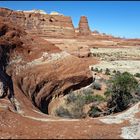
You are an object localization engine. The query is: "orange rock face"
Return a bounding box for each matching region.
[78,16,91,36]
[0,16,98,115]
[0,7,140,140]
[0,8,75,38]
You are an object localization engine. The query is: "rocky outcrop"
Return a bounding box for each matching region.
[1,7,140,139]
[78,16,91,36]
[0,8,95,39]
[0,8,75,38]
[0,17,97,115]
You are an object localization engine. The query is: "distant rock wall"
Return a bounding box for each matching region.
[0,8,75,38]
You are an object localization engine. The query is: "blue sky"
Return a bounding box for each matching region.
[0,1,140,38]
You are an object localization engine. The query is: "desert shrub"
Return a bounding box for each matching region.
[94,67,99,72]
[70,96,86,118]
[84,94,105,104]
[55,103,86,119]
[66,92,85,105]
[91,67,94,71]
[134,73,140,78]
[106,72,138,112]
[88,106,102,117]
[83,93,105,104]
[131,85,140,103]
[63,93,86,119]
[104,90,111,98]
[84,94,94,104]
[92,68,102,73]
[99,69,103,73]
[82,88,93,96]
[91,81,102,90]
[66,92,77,104]
[116,71,121,75]
[93,95,105,102]
[75,94,85,105]
[135,85,140,95]
[55,106,71,118]
[113,70,116,73]
[105,68,110,75]
[63,90,105,118]
[82,88,104,103]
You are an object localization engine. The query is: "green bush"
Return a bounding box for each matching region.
[66,92,77,104]
[62,90,105,118]
[55,106,71,118]
[70,96,86,119]
[88,106,102,117]
[91,67,94,71]
[99,69,103,73]
[80,88,105,104]
[105,68,110,75]
[104,90,111,98]
[116,71,121,75]
[93,95,105,102]
[107,72,138,112]
[113,70,116,73]
[63,92,86,119]
[136,85,140,95]
[132,85,140,103]
[134,73,140,78]
[93,67,99,72]
[82,88,93,96]
[56,97,86,119]
[84,94,94,104]
[83,94,105,104]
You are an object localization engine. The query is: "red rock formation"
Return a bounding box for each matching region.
[0,16,97,115]
[1,8,140,140]
[0,16,60,70]
[78,16,91,36]
[0,8,75,38]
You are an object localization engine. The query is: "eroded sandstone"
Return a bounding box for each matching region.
[78,16,91,36]
[0,7,140,139]
[0,8,75,38]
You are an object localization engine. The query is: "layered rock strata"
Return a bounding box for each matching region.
[0,16,97,115]
[78,16,91,36]
[0,8,75,38]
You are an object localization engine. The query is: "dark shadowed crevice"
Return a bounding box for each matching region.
[39,84,59,114]
[63,77,93,95]
[31,80,49,108]
[17,75,93,115]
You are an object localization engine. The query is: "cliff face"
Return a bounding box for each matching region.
[0,8,93,38]
[0,8,75,38]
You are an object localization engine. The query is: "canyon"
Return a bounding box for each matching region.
[0,7,140,139]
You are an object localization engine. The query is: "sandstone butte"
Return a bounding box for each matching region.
[0,7,140,139]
